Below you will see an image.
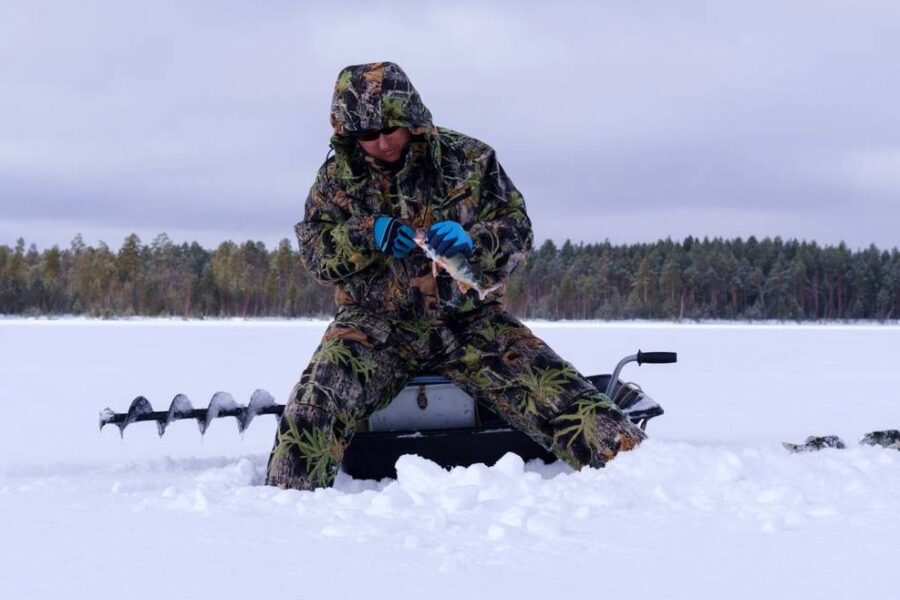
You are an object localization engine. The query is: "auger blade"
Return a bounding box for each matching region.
[240,389,277,433]
[201,392,239,434]
[98,396,155,438]
[161,394,195,436]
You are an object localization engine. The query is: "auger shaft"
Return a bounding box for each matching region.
[99,389,283,437]
[100,405,284,427]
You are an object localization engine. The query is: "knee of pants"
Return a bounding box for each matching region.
[286,376,341,413]
[283,380,362,443]
[283,398,337,430]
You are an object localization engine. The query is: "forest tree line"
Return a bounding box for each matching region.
[1,233,899,321]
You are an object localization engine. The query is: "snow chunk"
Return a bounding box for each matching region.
[194,458,260,486]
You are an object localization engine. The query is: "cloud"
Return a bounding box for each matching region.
[2,0,900,250]
[838,149,900,194]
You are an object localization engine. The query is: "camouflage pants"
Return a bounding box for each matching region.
[266,304,644,490]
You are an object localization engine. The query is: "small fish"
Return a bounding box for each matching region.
[413,229,501,301]
[782,435,846,453]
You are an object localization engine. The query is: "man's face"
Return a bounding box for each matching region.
[356,126,412,164]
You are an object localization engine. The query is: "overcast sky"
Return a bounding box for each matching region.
[2,0,899,251]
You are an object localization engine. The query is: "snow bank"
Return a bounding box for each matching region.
[3,443,898,598]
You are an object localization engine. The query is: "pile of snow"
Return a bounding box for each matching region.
[3,443,898,599]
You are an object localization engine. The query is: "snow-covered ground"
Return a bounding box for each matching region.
[1,319,898,599]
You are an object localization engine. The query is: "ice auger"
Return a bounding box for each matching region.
[99,389,282,437]
[99,350,676,437]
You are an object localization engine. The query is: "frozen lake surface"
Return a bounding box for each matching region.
[1,319,898,599]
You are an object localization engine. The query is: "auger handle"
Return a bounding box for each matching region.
[606,350,678,397]
[637,351,677,365]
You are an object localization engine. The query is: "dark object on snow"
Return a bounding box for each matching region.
[860,430,900,450]
[782,435,847,453]
[782,430,900,453]
[100,350,675,479]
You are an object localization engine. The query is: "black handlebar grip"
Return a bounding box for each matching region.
[637,351,677,365]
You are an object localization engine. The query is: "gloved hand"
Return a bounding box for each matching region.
[425,221,473,258]
[373,215,416,259]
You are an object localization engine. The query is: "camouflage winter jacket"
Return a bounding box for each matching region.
[296,62,533,322]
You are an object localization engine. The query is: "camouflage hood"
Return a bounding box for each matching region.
[329,63,442,188]
[330,62,435,138]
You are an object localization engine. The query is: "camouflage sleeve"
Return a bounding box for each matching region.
[466,150,533,287]
[294,161,378,284]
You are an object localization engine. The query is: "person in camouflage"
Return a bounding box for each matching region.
[266,62,645,490]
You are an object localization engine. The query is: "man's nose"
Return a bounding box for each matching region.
[377,134,391,149]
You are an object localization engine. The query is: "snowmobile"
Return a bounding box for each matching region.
[100,350,677,480]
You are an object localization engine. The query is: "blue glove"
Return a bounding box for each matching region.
[373,216,415,259]
[426,221,473,258]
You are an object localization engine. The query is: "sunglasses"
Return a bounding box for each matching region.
[355,126,401,142]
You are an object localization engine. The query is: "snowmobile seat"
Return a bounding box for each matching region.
[340,369,666,480]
